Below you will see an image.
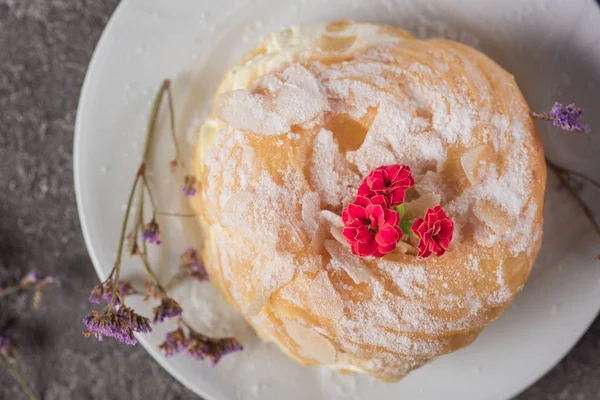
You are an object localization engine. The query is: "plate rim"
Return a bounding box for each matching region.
[73,1,600,399]
[73,1,223,399]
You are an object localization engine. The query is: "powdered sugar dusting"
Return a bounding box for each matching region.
[377,262,428,299]
[310,128,360,206]
[197,20,544,380]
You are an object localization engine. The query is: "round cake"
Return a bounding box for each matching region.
[191,20,546,381]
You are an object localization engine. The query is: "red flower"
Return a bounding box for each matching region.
[342,195,403,258]
[358,164,415,206]
[411,206,454,259]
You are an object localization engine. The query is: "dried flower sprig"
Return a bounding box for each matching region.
[153,297,183,323]
[0,271,56,304]
[531,102,590,133]
[164,248,208,291]
[159,320,243,365]
[0,350,37,400]
[546,158,600,236]
[142,217,162,245]
[89,280,137,306]
[180,248,208,281]
[183,175,198,197]
[537,102,599,244]
[80,79,242,363]
[0,271,55,400]
[0,330,16,360]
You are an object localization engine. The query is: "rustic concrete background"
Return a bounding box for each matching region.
[0,1,599,399]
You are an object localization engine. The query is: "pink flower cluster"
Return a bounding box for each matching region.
[342,165,453,259]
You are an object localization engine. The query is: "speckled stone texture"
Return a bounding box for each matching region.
[0,1,598,399]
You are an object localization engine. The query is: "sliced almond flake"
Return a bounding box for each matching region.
[309,221,329,252]
[314,34,356,54]
[245,286,270,317]
[283,319,337,364]
[273,65,327,126]
[473,199,515,235]
[330,226,348,246]
[460,145,495,185]
[301,192,321,236]
[405,193,441,219]
[220,191,255,225]
[215,90,289,136]
[320,210,344,228]
[246,257,295,317]
[395,240,418,255]
[325,240,374,284]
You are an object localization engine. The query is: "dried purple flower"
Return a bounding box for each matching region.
[82,310,137,345]
[19,271,56,288]
[19,271,41,286]
[169,160,178,174]
[0,330,16,360]
[82,306,151,345]
[186,331,210,361]
[118,306,152,334]
[159,327,188,356]
[549,102,589,133]
[183,175,197,197]
[186,330,243,364]
[142,218,162,245]
[88,280,135,306]
[531,102,590,133]
[88,284,104,304]
[152,297,183,323]
[143,281,163,302]
[180,248,208,281]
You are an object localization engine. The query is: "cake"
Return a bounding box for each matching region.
[190,20,546,381]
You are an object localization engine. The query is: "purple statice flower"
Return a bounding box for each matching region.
[19,271,56,288]
[182,175,197,197]
[531,102,590,133]
[180,248,208,282]
[0,330,16,360]
[88,283,105,304]
[82,310,137,345]
[118,306,152,334]
[152,297,183,323]
[88,280,134,306]
[143,280,162,302]
[548,102,589,133]
[159,327,188,356]
[19,271,40,285]
[186,330,243,365]
[142,218,161,245]
[82,307,152,345]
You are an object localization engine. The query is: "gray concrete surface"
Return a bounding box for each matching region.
[0,1,598,399]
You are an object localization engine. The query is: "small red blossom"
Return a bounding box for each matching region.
[411,206,454,259]
[358,164,415,206]
[342,195,403,258]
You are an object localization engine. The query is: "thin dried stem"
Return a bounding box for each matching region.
[164,83,183,167]
[546,158,600,190]
[155,211,197,218]
[165,274,184,291]
[0,286,20,297]
[110,173,141,307]
[546,158,600,236]
[530,111,552,121]
[142,174,158,213]
[128,188,145,256]
[0,282,41,298]
[0,355,38,400]
[137,251,167,296]
[109,79,173,307]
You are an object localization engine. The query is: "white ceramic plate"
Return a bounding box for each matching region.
[74,0,600,399]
